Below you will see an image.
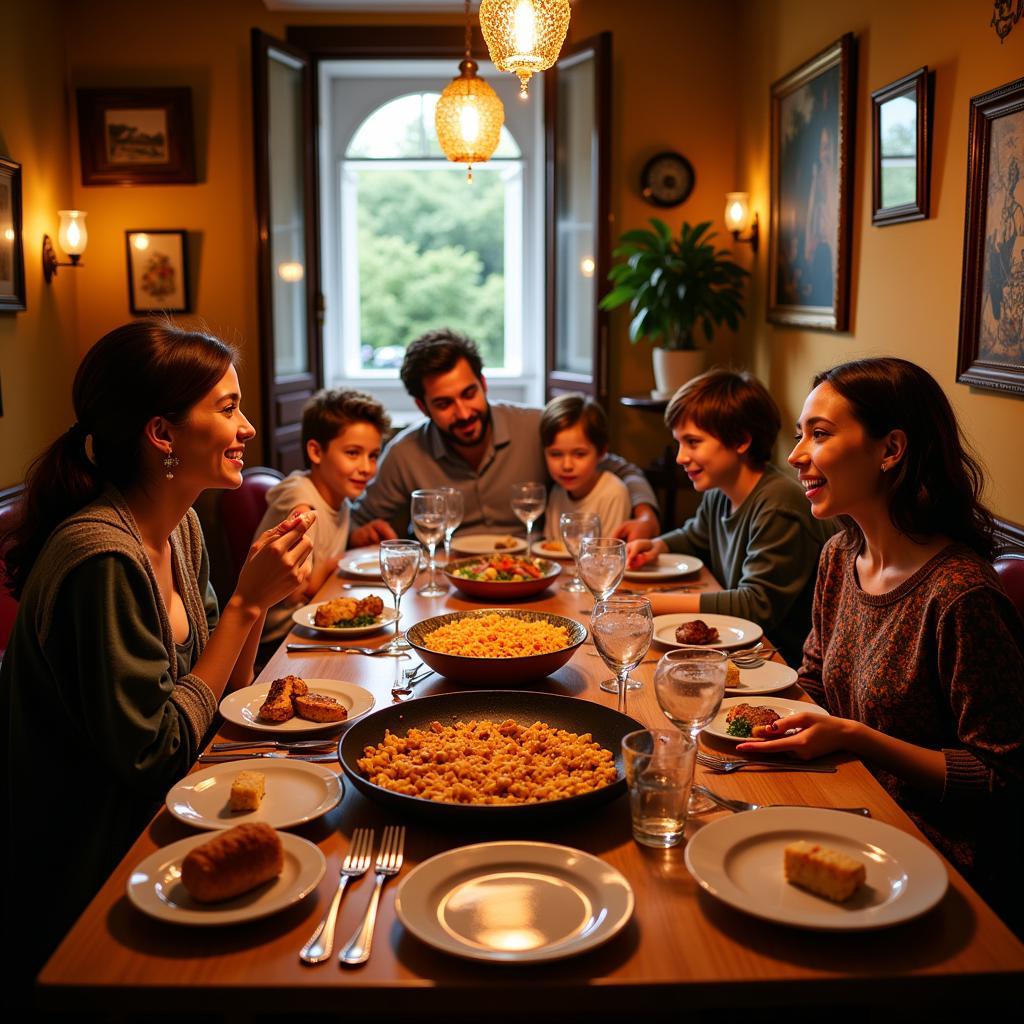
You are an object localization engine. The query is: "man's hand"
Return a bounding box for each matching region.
[613,503,660,543]
[349,519,398,547]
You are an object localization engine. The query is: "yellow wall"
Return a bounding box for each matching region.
[734,0,1024,523]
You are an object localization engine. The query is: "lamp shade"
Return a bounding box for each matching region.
[435,59,505,175]
[479,0,571,97]
[57,210,88,256]
[724,193,750,234]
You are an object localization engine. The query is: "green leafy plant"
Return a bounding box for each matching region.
[599,219,748,351]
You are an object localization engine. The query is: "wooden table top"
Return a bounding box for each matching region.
[37,553,1024,1013]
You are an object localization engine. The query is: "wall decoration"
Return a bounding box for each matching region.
[871,67,930,226]
[768,34,855,331]
[957,76,1024,395]
[77,88,196,186]
[0,157,26,312]
[640,152,695,208]
[990,1,1023,42]
[125,230,190,314]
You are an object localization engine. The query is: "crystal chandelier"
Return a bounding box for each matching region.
[479,0,571,99]
[435,1,506,182]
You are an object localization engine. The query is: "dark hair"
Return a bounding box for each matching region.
[301,389,391,468]
[813,357,996,559]
[2,320,236,597]
[664,367,780,467]
[540,394,609,451]
[399,328,484,401]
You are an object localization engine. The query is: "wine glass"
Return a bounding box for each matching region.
[439,486,464,568]
[591,595,653,700]
[653,647,728,814]
[559,511,601,594]
[578,537,626,601]
[510,481,547,553]
[378,539,422,653]
[411,489,448,597]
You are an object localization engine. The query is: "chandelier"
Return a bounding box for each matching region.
[479,0,571,99]
[435,1,506,182]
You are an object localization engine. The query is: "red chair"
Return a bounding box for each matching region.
[0,484,26,659]
[217,467,284,590]
[994,552,1024,622]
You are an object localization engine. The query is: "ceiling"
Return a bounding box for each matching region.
[263,2,468,11]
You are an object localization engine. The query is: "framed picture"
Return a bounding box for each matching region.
[957,75,1024,395]
[0,157,26,312]
[768,34,855,331]
[125,230,190,314]
[77,88,195,186]
[871,67,931,226]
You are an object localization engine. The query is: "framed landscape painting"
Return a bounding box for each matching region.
[957,76,1024,395]
[768,34,855,331]
[77,88,196,186]
[0,157,26,312]
[125,230,190,314]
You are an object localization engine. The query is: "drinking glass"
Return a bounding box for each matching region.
[439,486,464,568]
[653,647,728,814]
[591,595,653,698]
[411,489,448,596]
[578,536,626,601]
[378,539,422,653]
[621,729,696,848]
[559,511,601,593]
[510,481,547,553]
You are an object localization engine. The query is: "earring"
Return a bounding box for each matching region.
[163,451,181,479]
[880,463,888,473]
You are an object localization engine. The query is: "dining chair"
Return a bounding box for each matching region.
[216,466,284,589]
[993,551,1024,622]
[0,484,26,659]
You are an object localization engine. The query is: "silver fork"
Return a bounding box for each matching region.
[339,825,406,966]
[299,828,374,965]
[693,784,870,816]
[696,750,837,773]
[391,663,432,701]
[287,643,408,657]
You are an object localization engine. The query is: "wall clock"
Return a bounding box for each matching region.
[640,151,695,207]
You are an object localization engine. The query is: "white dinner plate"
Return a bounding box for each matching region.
[127,831,326,926]
[451,534,528,555]
[685,806,948,930]
[219,678,375,735]
[531,539,574,560]
[624,554,704,580]
[704,695,829,744]
[652,613,763,650]
[338,547,383,578]
[725,660,799,696]
[292,601,397,637]
[395,841,634,963]
[166,758,344,831]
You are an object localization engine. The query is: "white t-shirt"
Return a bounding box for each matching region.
[254,471,351,644]
[543,471,631,541]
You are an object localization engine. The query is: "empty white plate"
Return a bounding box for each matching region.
[624,554,703,580]
[338,548,383,578]
[219,678,375,734]
[653,613,763,650]
[451,534,528,555]
[705,695,828,744]
[292,602,397,637]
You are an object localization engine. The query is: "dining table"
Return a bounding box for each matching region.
[37,546,1024,1014]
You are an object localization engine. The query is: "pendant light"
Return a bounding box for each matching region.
[479,0,571,99]
[435,1,505,183]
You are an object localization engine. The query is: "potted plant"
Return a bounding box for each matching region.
[600,219,748,396]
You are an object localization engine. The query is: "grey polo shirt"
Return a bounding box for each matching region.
[350,401,657,535]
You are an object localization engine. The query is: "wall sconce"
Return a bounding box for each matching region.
[724,192,759,254]
[43,210,88,282]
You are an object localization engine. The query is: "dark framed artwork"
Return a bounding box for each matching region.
[957,76,1024,395]
[871,67,931,226]
[768,33,855,331]
[125,230,190,314]
[0,157,26,312]
[77,88,196,186]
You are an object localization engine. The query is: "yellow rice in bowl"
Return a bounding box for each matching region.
[422,611,571,658]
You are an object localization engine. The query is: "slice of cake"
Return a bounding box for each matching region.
[228,770,266,812]
[784,840,866,902]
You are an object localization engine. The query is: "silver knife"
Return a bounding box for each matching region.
[211,739,336,752]
[198,751,339,764]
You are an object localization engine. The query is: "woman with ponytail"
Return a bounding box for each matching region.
[1,321,314,978]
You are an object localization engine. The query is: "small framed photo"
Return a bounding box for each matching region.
[125,230,190,314]
[0,157,26,313]
[957,76,1024,395]
[871,68,930,226]
[768,33,856,331]
[77,88,196,186]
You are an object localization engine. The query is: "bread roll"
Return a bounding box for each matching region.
[181,823,284,903]
[228,770,265,812]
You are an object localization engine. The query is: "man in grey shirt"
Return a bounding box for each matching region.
[349,330,660,546]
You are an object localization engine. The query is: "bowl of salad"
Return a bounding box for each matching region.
[444,553,562,600]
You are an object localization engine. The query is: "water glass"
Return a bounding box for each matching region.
[590,595,653,697]
[578,536,626,601]
[511,481,547,553]
[559,511,601,593]
[411,489,448,596]
[622,729,696,848]
[653,647,727,814]
[439,486,464,567]
[378,539,421,653]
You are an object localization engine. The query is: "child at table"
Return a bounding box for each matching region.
[540,394,631,542]
[625,368,835,666]
[254,389,392,649]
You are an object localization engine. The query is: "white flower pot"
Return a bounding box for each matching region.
[651,347,706,399]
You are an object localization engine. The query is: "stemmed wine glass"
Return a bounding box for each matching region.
[438,486,464,568]
[577,537,626,601]
[378,539,422,654]
[559,511,601,594]
[591,595,653,702]
[411,489,447,597]
[653,647,728,814]
[510,481,547,554]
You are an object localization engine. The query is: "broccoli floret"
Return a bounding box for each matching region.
[726,717,753,738]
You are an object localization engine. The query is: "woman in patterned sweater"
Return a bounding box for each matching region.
[740,357,1023,930]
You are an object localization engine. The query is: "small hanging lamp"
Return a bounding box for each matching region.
[479,0,571,99]
[435,1,505,183]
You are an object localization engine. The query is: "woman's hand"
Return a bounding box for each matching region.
[736,712,856,760]
[625,537,667,570]
[234,510,316,610]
